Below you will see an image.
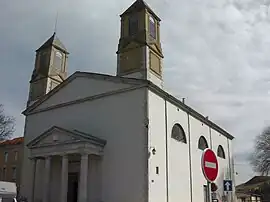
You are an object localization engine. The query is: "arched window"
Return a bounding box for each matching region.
[198,136,208,150]
[54,51,63,70]
[171,124,187,143]
[149,15,156,39]
[217,145,226,159]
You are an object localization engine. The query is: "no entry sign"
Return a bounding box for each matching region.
[201,148,218,182]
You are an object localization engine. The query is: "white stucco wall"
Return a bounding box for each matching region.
[166,100,191,202]
[148,90,234,202]
[21,86,148,202]
[36,76,135,110]
[211,129,233,201]
[148,91,167,202]
[189,115,212,202]
[21,76,234,202]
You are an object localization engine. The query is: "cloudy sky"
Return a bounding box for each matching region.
[1,0,270,184]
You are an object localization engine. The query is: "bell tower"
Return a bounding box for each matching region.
[27,32,69,106]
[116,0,164,88]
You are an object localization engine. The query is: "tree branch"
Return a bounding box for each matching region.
[0,104,15,140]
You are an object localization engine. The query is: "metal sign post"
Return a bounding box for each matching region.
[201,149,219,202]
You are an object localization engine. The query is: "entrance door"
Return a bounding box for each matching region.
[67,172,79,202]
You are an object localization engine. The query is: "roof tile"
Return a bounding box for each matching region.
[0,137,24,146]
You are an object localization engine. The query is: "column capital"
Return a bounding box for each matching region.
[81,153,89,159]
[61,154,69,159]
[28,157,37,161]
[44,155,52,160]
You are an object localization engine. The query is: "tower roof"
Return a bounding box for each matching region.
[36,32,69,53]
[120,0,161,21]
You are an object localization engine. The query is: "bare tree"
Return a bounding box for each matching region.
[0,104,15,140]
[250,126,270,175]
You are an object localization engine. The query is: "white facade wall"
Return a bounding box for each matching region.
[148,90,234,202]
[21,88,148,202]
[166,100,191,202]
[211,129,233,200]
[21,79,234,202]
[189,115,212,202]
[35,76,134,110]
[148,91,167,202]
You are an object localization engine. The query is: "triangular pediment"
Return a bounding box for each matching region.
[23,71,147,115]
[27,126,106,149]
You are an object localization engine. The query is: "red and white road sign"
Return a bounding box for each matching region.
[201,148,218,182]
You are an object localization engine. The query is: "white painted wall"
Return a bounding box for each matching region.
[166,101,191,202]
[189,115,212,202]
[148,91,167,202]
[35,76,134,110]
[148,89,234,202]
[21,87,148,202]
[211,128,232,201]
[21,76,234,202]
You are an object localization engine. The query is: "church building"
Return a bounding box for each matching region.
[20,1,235,202]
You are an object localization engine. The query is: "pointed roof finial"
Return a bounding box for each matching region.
[35,10,69,54]
[36,33,69,54]
[54,11,59,34]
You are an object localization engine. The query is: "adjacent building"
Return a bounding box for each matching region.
[0,137,23,189]
[20,1,235,202]
[236,176,270,202]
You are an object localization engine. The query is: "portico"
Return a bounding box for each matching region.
[26,126,106,202]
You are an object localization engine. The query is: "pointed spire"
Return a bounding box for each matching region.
[36,32,69,54]
[54,11,59,34]
[120,0,161,21]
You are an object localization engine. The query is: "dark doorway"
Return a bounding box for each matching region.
[67,172,79,202]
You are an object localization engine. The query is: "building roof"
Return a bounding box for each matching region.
[120,0,161,21]
[236,176,270,194]
[36,32,69,54]
[0,137,24,146]
[236,191,262,198]
[245,176,270,185]
[22,71,234,140]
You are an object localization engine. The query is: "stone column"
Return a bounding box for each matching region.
[30,158,37,202]
[43,156,51,202]
[78,153,89,202]
[60,155,69,202]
